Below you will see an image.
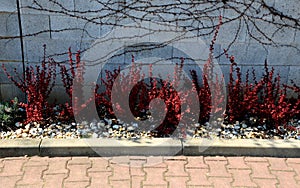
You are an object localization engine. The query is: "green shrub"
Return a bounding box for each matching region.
[0,97,25,131]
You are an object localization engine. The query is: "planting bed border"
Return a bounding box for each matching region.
[0,138,299,158]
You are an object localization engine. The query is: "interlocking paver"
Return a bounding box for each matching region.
[185,156,208,169]
[0,158,27,176]
[130,160,146,176]
[165,160,188,177]
[205,156,227,161]
[245,157,268,162]
[65,161,91,182]
[68,157,91,165]
[0,176,23,188]
[209,177,233,188]
[17,165,47,186]
[131,176,144,188]
[88,157,111,172]
[42,157,69,188]
[1,156,300,188]
[110,180,131,188]
[45,157,70,174]
[227,157,250,169]
[246,161,276,179]
[186,168,211,186]
[130,167,145,177]
[88,171,112,188]
[130,157,147,167]
[253,178,278,188]
[143,167,168,186]
[144,156,166,168]
[287,158,300,164]
[290,163,300,181]
[166,176,189,188]
[271,170,299,187]
[205,158,231,177]
[267,158,293,171]
[25,156,49,166]
[129,158,146,176]
[109,163,131,180]
[65,158,91,184]
[43,174,67,188]
[130,157,146,176]
[64,181,90,188]
[111,156,130,164]
[229,169,257,187]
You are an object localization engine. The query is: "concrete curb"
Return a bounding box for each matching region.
[40,138,182,157]
[0,138,299,157]
[0,139,41,157]
[183,138,300,157]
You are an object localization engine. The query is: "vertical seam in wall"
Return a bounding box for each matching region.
[16,0,26,101]
[288,65,291,84]
[73,0,76,13]
[49,15,52,39]
[16,0,25,72]
[293,28,297,44]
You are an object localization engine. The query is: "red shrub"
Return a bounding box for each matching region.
[256,61,300,130]
[95,56,195,136]
[59,48,93,121]
[2,45,56,123]
[190,15,226,124]
[224,55,300,130]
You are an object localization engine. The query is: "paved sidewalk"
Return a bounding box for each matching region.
[0,156,299,188]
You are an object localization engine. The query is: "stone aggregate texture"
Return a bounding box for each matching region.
[0,156,299,187]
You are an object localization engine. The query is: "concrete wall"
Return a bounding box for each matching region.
[0,1,23,101]
[0,0,299,101]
